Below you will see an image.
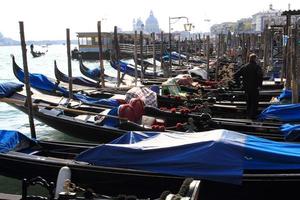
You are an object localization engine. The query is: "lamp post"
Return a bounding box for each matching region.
[168,16,192,75]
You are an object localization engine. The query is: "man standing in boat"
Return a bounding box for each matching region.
[234,53,263,119]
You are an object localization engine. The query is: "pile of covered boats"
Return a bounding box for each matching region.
[1,52,300,199]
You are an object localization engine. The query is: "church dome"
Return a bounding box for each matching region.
[145,11,160,33]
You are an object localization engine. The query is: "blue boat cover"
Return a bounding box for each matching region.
[163,52,187,61]
[101,107,119,127]
[280,124,300,141]
[15,67,68,95]
[258,104,300,122]
[0,130,36,153]
[0,82,24,97]
[16,67,119,107]
[76,129,300,185]
[86,67,101,78]
[73,93,119,107]
[277,89,291,101]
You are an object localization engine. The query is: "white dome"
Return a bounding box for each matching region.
[145,11,160,33]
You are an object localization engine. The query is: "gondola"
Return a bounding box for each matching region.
[110,59,163,79]
[2,129,300,199]
[79,59,119,83]
[109,60,189,79]
[56,60,129,94]
[0,84,212,141]
[30,44,46,58]
[54,60,98,88]
[12,56,126,107]
[11,56,279,118]
[0,82,293,143]
[31,51,45,58]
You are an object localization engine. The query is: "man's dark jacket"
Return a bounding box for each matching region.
[234,62,263,92]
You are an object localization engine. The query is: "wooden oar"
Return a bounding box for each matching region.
[0,97,128,121]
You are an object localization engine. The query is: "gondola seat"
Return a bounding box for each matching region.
[129,98,145,122]
[118,104,136,123]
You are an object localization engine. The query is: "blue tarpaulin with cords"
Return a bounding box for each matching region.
[76,129,300,185]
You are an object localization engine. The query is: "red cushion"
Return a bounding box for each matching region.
[129,98,145,122]
[118,104,135,122]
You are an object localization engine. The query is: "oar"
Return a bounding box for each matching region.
[0,97,128,121]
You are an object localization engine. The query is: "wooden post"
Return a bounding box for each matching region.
[216,34,221,81]
[198,34,202,56]
[283,14,291,87]
[263,25,269,72]
[66,28,73,99]
[206,35,210,80]
[97,21,105,87]
[152,32,157,78]
[286,26,292,89]
[178,36,181,66]
[160,31,165,77]
[139,31,144,81]
[19,21,36,139]
[168,32,172,77]
[134,31,138,86]
[291,27,298,103]
[113,26,121,87]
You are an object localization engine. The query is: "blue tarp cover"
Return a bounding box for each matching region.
[76,129,300,185]
[259,104,300,122]
[280,124,300,141]
[16,67,119,107]
[277,89,292,100]
[16,68,68,95]
[163,52,187,61]
[0,82,24,97]
[73,93,119,107]
[86,67,100,78]
[0,130,36,153]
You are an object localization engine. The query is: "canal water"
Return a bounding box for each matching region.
[0,44,124,194]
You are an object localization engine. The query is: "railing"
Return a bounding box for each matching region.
[119,43,176,55]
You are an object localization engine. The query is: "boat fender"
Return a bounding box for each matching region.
[55,166,71,199]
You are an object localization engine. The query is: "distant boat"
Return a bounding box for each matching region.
[30,44,46,58]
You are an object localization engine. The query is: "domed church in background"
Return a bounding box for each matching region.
[145,11,160,33]
[133,18,145,32]
[133,11,160,33]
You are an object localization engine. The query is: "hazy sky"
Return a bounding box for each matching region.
[1,0,299,40]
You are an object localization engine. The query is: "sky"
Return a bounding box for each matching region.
[1,0,300,41]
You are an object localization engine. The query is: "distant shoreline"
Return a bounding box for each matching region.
[0,40,77,46]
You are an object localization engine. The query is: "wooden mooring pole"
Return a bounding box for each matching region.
[114,26,121,87]
[139,31,144,81]
[19,21,36,139]
[97,21,105,87]
[160,31,165,77]
[206,35,210,80]
[134,31,138,86]
[169,31,172,77]
[152,32,157,78]
[66,28,73,100]
[178,36,181,66]
[291,27,298,103]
